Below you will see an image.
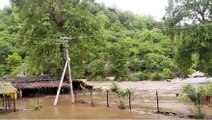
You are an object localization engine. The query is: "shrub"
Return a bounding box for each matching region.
[129,72,142,81]
[110,82,134,109]
[162,68,174,79]
[150,72,165,81]
[179,84,207,119]
[0,65,7,77]
[129,72,140,81]
[88,58,106,81]
[182,84,199,105]
[139,72,151,80]
[129,71,152,81]
[93,75,104,81]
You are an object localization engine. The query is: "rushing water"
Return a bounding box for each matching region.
[0,94,178,119]
[0,95,142,119]
[1,78,211,119]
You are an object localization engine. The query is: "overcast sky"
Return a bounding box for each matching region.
[0,0,167,20]
[96,0,168,20]
[0,0,10,8]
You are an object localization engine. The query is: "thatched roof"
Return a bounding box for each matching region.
[4,76,58,83]
[12,81,70,89]
[0,80,17,95]
[3,76,70,89]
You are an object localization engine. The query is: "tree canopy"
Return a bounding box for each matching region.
[164,0,212,77]
[0,0,211,80]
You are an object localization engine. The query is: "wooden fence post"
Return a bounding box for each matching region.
[197,93,200,105]
[90,89,94,106]
[129,91,131,111]
[156,91,160,113]
[2,96,4,107]
[74,90,77,102]
[13,99,16,112]
[107,90,109,107]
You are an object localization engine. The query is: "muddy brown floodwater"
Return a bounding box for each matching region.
[1,77,211,119]
[88,77,212,119]
[1,95,143,119]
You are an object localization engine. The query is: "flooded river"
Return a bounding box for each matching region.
[1,77,211,119]
[0,95,143,119]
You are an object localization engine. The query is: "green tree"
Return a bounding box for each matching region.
[164,0,212,77]
[0,7,22,76]
[11,0,102,78]
[0,1,179,81]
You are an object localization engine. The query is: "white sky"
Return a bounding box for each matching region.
[0,0,167,20]
[96,0,168,20]
[0,0,10,9]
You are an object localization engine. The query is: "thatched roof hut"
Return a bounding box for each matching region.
[1,76,70,97]
[1,76,93,97]
[4,76,70,89]
[0,80,17,112]
[0,80,17,95]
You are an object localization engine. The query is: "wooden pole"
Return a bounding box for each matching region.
[74,90,77,102]
[37,89,40,106]
[5,96,8,110]
[107,90,109,107]
[19,89,23,98]
[54,61,68,105]
[90,89,94,106]
[156,91,160,113]
[8,97,10,110]
[129,91,131,111]
[13,99,16,112]
[2,95,4,107]
[67,48,75,103]
[197,93,200,105]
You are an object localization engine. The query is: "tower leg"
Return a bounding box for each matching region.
[67,60,75,103]
[54,60,68,105]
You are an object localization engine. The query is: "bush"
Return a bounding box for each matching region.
[182,84,199,105]
[129,72,141,81]
[181,82,212,105]
[179,84,207,119]
[110,82,134,109]
[197,81,212,102]
[93,75,104,81]
[88,58,106,81]
[162,68,174,79]
[129,72,152,81]
[0,65,7,77]
[140,72,151,80]
[150,72,165,81]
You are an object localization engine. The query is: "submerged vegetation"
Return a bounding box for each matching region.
[110,82,133,109]
[0,0,211,81]
[178,81,212,118]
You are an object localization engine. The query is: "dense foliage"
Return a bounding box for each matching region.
[0,0,211,80]
[164,0,212,77]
